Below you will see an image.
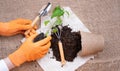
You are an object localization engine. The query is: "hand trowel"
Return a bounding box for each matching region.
[24,2,52,42]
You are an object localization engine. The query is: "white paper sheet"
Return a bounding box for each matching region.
[37,7,94,71]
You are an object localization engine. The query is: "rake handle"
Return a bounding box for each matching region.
[58,40,66,66]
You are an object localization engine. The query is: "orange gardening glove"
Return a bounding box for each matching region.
[25,28,37,38]
[0,18,33,36]
[8,33,51,66]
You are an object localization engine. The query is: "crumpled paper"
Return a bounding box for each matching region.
[37,7,94,71]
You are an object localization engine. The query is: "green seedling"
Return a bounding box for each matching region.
[44,6,69,35]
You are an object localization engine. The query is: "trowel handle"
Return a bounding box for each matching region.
[31,16,40,26]
[58,41,66,66]
[24,16,40,36]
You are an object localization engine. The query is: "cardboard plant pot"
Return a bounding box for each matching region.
[79,32,104,56]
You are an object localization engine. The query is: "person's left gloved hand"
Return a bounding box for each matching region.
[0,18,36,36]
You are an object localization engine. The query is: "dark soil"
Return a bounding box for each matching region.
[51,26,82,61]
[33,33,45,42]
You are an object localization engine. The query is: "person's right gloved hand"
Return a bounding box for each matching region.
[8,33,51,66]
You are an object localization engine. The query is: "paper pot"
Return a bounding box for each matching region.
[79,32,104,56]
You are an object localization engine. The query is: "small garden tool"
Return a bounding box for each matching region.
[25,2,52,39]
[52,26,66,67]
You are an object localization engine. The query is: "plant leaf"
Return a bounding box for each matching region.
[55,17,62,25]
[52,27,58,33]
[44,20,50,26]
[51,6,64,19]
[45,31,49,36]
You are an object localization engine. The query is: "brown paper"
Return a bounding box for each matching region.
[79,32,104,56]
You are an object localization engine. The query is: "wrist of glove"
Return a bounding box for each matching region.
[8,34,51,66]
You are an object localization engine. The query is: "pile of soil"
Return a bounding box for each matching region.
[51,26,82,61]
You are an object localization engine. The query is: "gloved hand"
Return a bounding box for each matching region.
[8,33,51,66]
[0,18,36,36]
[25,28,37,38]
